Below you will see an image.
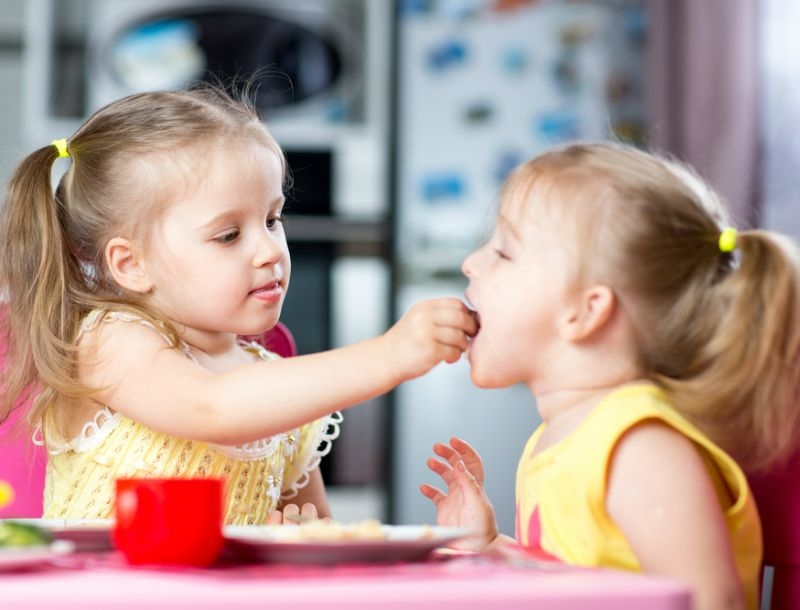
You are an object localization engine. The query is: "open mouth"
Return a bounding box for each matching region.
[470,309,481,336]
[465,298,481,338]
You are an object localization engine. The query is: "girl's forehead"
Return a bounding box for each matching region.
[498,179,559,229]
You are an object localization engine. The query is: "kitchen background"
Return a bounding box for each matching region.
[0,0,785,536]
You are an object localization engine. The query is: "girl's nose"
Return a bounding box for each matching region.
[253,233,286,267]
[462,250,477,278]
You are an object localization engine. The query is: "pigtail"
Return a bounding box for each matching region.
[529,142,800,473]
[0,145,82,426]
[657,231,800,472]
[0,87,285,438]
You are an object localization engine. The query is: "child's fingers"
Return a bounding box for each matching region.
[433,306,479,337]
[433,442,465,467]
[441,345,466,364]
[433,326,472,351]
[411,298,477,335]
[427,456,455,487]
[268,509,284,525]
[300,502,319,519]
[450,437,485,482]
[281,503,301,525]
[434,441,477,477]
[435,439,485,487]
[450,436,477,454]
[453,459,482,490]
[420,483,446,505]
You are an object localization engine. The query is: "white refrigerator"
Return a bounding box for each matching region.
[391,0,648,534]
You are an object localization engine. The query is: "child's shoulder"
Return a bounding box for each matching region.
[76,308,182,357]
[594,383,686,431]
[568,383,708,471]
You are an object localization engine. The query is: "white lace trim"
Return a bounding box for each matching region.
[211,435,287,461]
[281,410,343,500]
[40,407,122,455]
[47,312,309,462]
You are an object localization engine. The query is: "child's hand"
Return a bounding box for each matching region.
[268,502,328,525]
[383,298,478,383]
[420,437,499,551]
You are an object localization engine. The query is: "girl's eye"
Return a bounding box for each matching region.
[267,214,286,231]
[494,248,511,260]
[214,230,239,244]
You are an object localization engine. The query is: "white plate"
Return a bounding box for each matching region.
[0,541,74,571]
[223,525,472,565]
[10,519,113,552]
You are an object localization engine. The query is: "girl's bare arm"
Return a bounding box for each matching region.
[81,298,477,445]
[606,422,746,610]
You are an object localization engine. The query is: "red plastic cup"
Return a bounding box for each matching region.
[113,478,224,567]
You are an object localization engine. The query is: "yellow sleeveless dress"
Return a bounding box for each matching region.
[40,310,341,526]
[515,383,761,609]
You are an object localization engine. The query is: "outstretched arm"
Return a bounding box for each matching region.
[82,298,478,445]
[420,437,506,551]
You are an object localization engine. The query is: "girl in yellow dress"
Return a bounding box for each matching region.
[421,142,800,610]
[0,87,477,526]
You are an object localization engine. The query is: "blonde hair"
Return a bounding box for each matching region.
[505,141,800,473]
[0,86,285,435]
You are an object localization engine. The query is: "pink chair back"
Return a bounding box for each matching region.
[749,454,800,610]
[0,321,297,518]
[0,411,47,518]
[241,321,297,359]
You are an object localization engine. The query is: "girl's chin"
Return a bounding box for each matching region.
[468,362,495,389]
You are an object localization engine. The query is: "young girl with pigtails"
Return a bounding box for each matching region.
[422,142,800,610]
[0,86,477,526]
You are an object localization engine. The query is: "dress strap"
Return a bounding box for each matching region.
[79,309,197,363]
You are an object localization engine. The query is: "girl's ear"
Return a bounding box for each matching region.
[105,237,153,294]
[559,284,616,342]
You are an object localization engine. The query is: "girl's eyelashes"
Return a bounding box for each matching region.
[494,248,511,260]
[266,213,285,231]
[213,229,240,244]
[211,210,285,243]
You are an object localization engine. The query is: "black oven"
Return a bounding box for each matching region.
[275,149,392,490]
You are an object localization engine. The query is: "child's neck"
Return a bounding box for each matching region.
[181,327,238,355]
[534,324,643,429]
[181,329,251,372]
[536,383,624,426]
[532,378,646,453]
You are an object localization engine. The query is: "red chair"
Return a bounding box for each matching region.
[242,321,297,360]
[749,454,800,610]
[0,321,296,518]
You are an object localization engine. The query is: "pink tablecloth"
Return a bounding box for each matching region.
[1,551,691,610]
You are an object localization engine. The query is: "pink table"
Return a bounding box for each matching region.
[1,551,691,609]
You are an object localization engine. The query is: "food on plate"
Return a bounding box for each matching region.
[283,519,387,542]
[0,520,52,548]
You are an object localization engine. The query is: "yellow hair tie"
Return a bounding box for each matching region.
[718,227,737,253]
[51,138,70,159]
